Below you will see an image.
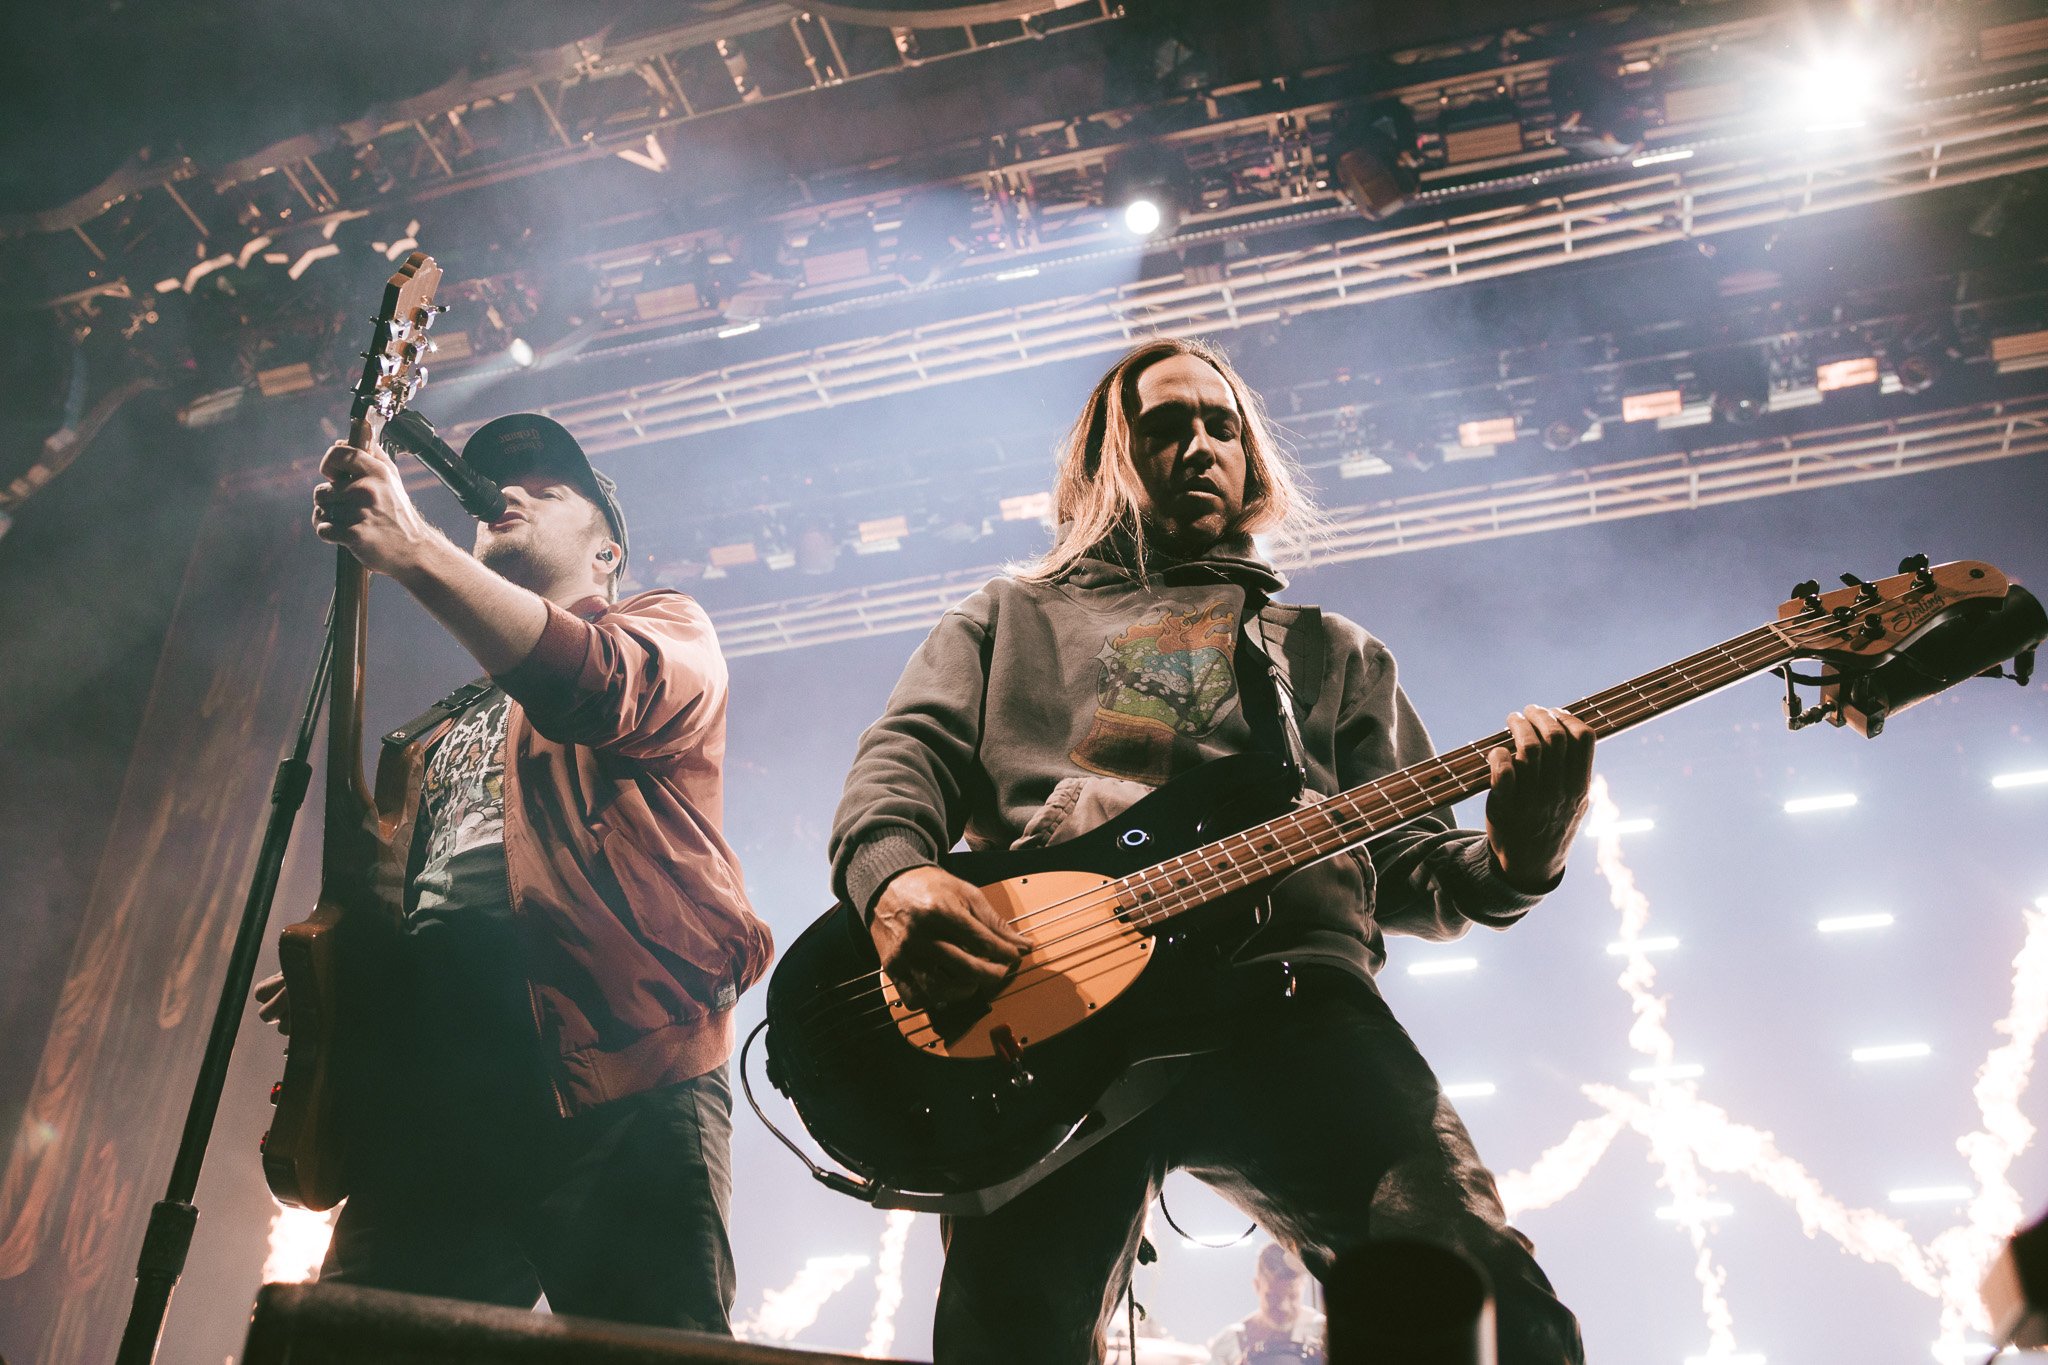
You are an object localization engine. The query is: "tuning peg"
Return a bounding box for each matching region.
[1898,553,1936,591]
[1840,572,1883,607]
[1792,579,1824,613]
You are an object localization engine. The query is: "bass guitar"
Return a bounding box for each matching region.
[763,559,2043,1215]
[262,253,444,1210]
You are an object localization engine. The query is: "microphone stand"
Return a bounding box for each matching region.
[113,417,501,1362]
[114,597,336,1365]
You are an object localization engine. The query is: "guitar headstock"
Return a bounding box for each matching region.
[1776,556,2012,663]
[348,251,444,445]
[1776,555,2042,738]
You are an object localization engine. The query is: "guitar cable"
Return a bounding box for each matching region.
[1157,1182,1255,1248]
[739,1019,877,1202]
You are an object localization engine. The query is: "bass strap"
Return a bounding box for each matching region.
[1236,596,1308,795]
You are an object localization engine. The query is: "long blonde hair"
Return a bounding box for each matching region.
[1016,336,1317,582]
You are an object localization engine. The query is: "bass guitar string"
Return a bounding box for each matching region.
[787,615,1825,1031]
[790,626,1835,1055]
[791,610,1861,1044]
[792,618,1836,1050]
[789,615,1831,1042]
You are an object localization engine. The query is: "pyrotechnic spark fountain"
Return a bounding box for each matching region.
[1583,778,1743,1357]
[738,1252,872,1343]
[1497,779,2048,1360]
[864,1210,919,1357]
[1499,1113,1625,1214]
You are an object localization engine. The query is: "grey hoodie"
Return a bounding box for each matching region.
[828,535,1545,981]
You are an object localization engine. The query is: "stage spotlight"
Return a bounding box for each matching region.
[1106,147,1186,239]
[1456,416,1517,449]
[794,524,839,576]
[1815,355,1879,392]
[1548,54,1646,158]
[1888,319,1949,393]
[1790,50,1884,132]
[1532,392,1599,451]
[1706,351,1770,425]
[506,337,535,368]
[1329,102,1418,221]
[1123,197,1164,236]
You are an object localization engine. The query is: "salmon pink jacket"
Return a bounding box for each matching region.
[379,589,772,1116]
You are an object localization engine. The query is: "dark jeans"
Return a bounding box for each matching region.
[319,926,736,1333]
[934,968,1584,1365]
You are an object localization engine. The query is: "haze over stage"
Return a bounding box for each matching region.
[2,4,2048,1364]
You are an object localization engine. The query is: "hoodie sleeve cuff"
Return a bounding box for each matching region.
[1437,836,1553,928]
[844,831,940,922]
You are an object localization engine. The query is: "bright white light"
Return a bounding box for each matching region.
[1608,935,1679,956]
[1123,198,1163,236]
[717,320,762,339]
[1633,148,1695,168]
[1407,957,1478,977]
[1818,912,1894,933]
[1683,1355,1764,1365]
[1992,768,2048,790]
[1657,1200,1734,1221]
[1783,792,1857,814]
[1791,51,1883,131]
[1630,1062,1705,1083]
[1888,1185,1973,1205]
[994,265,1041,281]
[1852,1042,1931,1063]
[1585,816,1655,838]
[507,337,535,368]
[262,1201,337,1284]
[1444,1081,1497,1099]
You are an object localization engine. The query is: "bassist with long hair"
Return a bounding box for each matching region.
[825,338,1592,1364]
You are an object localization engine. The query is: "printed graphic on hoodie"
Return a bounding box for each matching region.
[1070,600,1239,782]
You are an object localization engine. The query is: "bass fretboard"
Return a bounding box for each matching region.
[1114,617,1808,927]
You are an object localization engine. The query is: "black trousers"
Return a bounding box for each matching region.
[933,969,1584,1365]
[317,926,736,1333]
[319,1065,737,1332]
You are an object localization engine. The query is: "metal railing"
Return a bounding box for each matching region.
[709,395,2048,657]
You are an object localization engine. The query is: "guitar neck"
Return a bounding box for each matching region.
[313,250,440,901]
[1123,619,1805,926]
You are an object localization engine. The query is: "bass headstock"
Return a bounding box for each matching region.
[1776,556,2012,663]
[1776,556,2043,737]
[348,251,444,447]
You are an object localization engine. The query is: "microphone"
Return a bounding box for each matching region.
[380,408,508,523]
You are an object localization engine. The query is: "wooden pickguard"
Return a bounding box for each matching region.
[884,870,1153,1059]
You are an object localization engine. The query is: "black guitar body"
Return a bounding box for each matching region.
[764,753,1301,1214]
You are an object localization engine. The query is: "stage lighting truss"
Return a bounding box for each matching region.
[467,86,2048,457]
[23,3,2039,340]
[704,394,2048,655]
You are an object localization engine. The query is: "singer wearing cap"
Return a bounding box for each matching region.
[256,414,772,1332]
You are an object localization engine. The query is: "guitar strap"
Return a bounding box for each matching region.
[1237,597,1309,796]
[381,676,497,757]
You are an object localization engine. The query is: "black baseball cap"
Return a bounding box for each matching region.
[461,413,629,568]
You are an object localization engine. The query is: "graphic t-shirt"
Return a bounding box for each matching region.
[411,688,514,930]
